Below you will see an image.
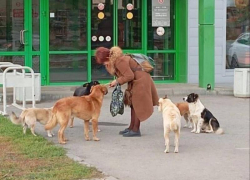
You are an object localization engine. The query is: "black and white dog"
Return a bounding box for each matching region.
[73,80,100,96]
[183,93,223,134]
[201,108,223,134]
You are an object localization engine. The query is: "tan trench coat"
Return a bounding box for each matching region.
[106,47,159,121]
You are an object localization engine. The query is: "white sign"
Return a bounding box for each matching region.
[99,36,104,42]
[106,36,111,42]
[92,36,97,42]
[156,27,165,36]
[50,13,55,18]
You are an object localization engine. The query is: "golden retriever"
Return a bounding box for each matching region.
[10,108,54,137]
[45,85,108,144]
[159,96,181,153]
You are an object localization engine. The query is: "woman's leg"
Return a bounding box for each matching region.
[131,106,140,132]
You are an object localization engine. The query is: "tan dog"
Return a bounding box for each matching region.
[45,85,108,144]
[10,108,54,137]
[175,102,192,128]
[159,96,181,153]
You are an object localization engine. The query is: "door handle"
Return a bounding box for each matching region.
[20,30,23,44]
[22,30,27,45]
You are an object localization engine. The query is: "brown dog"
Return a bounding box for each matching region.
[175,102,192,128]
[45,85,108,144]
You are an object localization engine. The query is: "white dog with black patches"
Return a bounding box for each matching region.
[183,93,205,134]
[158,96,181,153]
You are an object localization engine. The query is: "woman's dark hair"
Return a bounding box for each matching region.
[95,47,110,64]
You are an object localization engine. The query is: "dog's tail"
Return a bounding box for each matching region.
[45,113,57,130]
[10,111,23,125]
[215,128,224,135]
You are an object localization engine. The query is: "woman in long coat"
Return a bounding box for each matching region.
[95,46,159,137]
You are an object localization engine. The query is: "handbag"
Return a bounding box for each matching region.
[110,84,124,117]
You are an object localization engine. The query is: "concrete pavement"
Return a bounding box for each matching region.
[0,84,249,180]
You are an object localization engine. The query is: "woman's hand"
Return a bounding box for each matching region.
[109,80,117,87]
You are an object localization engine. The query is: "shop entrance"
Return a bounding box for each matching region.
[1,0,184,85]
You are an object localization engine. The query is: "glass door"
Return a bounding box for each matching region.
[0,0,27,66]
[48,0,88,84]
[90,0,143,81]
[0,0,41,79]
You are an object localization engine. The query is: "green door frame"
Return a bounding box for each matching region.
[39,0,188,85]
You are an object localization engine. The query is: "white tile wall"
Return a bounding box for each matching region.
[187,0,234,84]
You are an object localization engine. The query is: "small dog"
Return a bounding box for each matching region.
[158,96,181,153]
[201,108,224,134]
[175,102,192,128]
[183,93,205,134]
[45,85,108,144]
[73,81,100,96]
[70,80,100,128]
[10,108,54,137]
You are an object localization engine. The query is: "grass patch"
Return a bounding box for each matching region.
[0,116,103,180]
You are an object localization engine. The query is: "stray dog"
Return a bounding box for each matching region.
[201,108,224,134]
[183,93,205,134]
[175,102,192,128]
[70,80,100,128]
[158,96,181,153]
[10,108,54,137]
[45,85,108,144]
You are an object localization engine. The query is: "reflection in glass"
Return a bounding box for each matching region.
[0,0,24,51]
[226,1,250,69]
[148,53,174,80]
[33,56,40,73]
[91,0,113,49]
[147,0,174,50]
[49,0,87,51]
[0,56,24,66]
[91,56,113,80]
[32,0,40,51]
[117,0,142,49]
[49,54,87,82]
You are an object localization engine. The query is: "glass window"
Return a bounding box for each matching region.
[117,0,142,49]
[33,56,40,73]
[0,0,25,52]
[91,0,113,49]
[32,0,40,51]
[0,55,24,66]
[147,0,174,50]
[49,0,88,51]
[91,56,113,80]
[148,53,175,80]
[49,54,87,82]
[226,0,250,69]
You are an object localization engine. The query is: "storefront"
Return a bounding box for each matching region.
[0,0,188,85]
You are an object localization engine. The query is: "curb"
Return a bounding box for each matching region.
[67,153,119,180]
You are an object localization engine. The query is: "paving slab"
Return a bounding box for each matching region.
[1,89,249,180]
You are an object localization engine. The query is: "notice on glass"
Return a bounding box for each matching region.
[152,0,170,27]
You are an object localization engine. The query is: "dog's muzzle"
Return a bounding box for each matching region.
[183,97,187,101]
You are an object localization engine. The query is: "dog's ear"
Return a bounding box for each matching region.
[82,83,89,87]
[201,109,206,118]
[101,85,108,95]
[164,95,168,99]
[94,81,100,85]
[158,98,163,112]
[194,93,199,101]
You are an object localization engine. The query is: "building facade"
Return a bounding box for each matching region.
[0,0,249,86]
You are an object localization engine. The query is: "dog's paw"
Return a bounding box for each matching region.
[85,137,90,141]
[93,137,100,141]
[195,131,200,134]
[69,125,73,128]
[188,125,193,129]
[48,134,53,138]
[183,124,188,128]
[59,141,67,144]
[191,129,196,133]
[98,129,101,132]
[174,148,179,153]
[164,149,169,153]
